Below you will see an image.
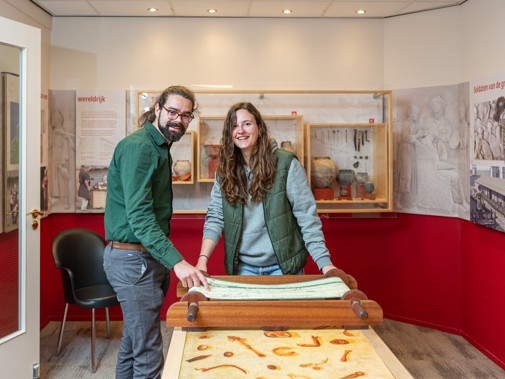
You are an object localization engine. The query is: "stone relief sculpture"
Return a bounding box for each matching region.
[48,90,77,212]
[424,95,461,163]
[415,123,467,211]
[395,104,420,209]
[393,85,470,218]
[50,108,74,210]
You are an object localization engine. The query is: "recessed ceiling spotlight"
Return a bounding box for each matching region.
[207,9,217,14]
[148,8,158,13]
[356,9,366,15]
[282,9,293,15]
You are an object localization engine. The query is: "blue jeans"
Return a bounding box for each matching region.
[103,244,169,379]
[237,262,304,275]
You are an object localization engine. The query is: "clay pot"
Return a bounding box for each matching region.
[355,172,368,199]
[336,169,355,199]
[355,172,368,184]
[364,181,375,194]
[204,144,221,159]
[311,157,337,188]
[173,160,191,177]
[337,169,355,187]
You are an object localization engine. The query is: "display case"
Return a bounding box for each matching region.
[301,89,393,214]
[306,121,392,213]
[131,90,392,214]
[171,131,195,185]
[197,114,304,182]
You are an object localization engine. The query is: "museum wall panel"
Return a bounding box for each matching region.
[461,219,505,369]
[40,212,464,332]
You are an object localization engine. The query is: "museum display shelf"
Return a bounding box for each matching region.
[133,89,393,214]
[171,131,195,185]
[197,114,304,182]
[305,92,393,213]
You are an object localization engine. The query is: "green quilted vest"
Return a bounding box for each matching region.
[222,149,308,275]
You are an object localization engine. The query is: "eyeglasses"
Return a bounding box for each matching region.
[162,105,194,123]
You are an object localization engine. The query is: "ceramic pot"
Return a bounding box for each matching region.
[336,169,355,187]
[336,169,355,198]
[204,144,221,159]
[355,172,368,199]
[311,157,337,188]
[355,172,368,184]
[173,160,191,177]
[364,181,375,194]
[280,141,296,154]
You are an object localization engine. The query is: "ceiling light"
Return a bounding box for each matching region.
[207,9,217,14]
[148,8,158,13]
[356,9,366,15]
[282,9,293,15]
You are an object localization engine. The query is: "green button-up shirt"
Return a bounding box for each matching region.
[104,121,183,269]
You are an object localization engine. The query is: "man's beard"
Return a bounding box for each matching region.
[159,122,186,142]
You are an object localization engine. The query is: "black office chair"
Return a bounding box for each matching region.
[52,228,119,373]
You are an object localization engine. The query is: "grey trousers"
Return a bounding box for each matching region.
[103,244,170,379]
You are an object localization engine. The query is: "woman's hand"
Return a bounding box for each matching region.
[195,255,209,275]
[322,265,350,286]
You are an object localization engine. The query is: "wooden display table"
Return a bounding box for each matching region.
[164,275,413,378]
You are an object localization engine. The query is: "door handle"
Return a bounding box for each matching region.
[26,209,45,218]
[26,209,44,230]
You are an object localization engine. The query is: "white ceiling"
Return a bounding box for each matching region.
[29,0,466,18]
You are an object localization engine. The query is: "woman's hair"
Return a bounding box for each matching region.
[217,102,276,205]
[138,85,198,127]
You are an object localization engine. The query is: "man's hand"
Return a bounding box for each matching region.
[174,260,209,290]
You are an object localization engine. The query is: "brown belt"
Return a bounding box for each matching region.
[111,241,148,252]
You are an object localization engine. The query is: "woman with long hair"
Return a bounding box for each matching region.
[197,102,347,282]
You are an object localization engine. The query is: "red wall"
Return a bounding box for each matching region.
[0,231,20,338]
[460,221,505,367]
[39,212,505,369]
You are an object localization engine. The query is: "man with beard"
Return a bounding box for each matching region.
[104,85,208,379]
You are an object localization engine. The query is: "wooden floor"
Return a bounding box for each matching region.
[40,319,504,378]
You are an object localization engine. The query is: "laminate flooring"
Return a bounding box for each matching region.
[39,319,505,378]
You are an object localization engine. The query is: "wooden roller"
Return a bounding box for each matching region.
[179,291,207,322]
[167,274,383,329]
[342,289,369,320]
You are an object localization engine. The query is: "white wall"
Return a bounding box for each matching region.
[3,0,505,92]
[49,17,384,90]
[0,0,52,92]
[384,0,505,89]
[384,6,462,89]
[460,0,505,81]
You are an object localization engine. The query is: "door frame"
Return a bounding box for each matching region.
[0,16,41,378]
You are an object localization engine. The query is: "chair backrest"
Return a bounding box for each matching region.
[52,228,108,303]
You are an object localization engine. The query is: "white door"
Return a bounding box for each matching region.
[0,17,42,378]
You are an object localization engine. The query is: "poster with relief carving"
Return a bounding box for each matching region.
[470,71,505,232]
